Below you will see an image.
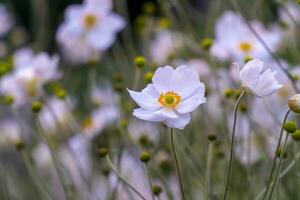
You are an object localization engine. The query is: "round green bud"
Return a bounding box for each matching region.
[292,129,300,141]
[138,134,151,147]
[159,159,173,175]
[239,102,248,113]
[140,151,151,163]
[143,2,156,15]
[31,101,43,113]
[15,140,25,151]
[283,121,297,133]
[101,164,110,176]
[207,134,217,141]
[288,94,300,113]
[4,95,14,105]
[114,83,124,93]
[152,185,162,196]
[224,89,235,98]
[243,56,253,63]
[98,148,108,157]
[144,72,153,83]
[159,17,171,29]
[113,73,123,83]
[134,56,147,68]
[201,38,213,50]
[55,89,67,99]
[276,148,287,158]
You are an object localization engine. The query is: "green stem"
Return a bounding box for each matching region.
[105,155,147,200]
[268,133,290,200]
[170,128,186,200]
[223,90,246,200]
[262,110,291,200]
[206,141,214,200]
[145,164,155,200]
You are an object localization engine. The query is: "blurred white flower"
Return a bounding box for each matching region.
[82,86,119,136]
[0,4,14,36]
[0,118,21,146]
[237,59,282,97]
[279,2,300,29]
[56,0,125,65]
[0,50,60,106]
[13,48,34,69]
[128,65,206,129]
[211,11,282,62]
[150,30,183,65]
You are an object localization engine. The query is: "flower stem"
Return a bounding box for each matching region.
[262,110,291,200]
[206,140,214,200]
[170,128,186,200]
[268,132,290,200]
[144,164,155,200]
[222,90,246,200]
[105,155,147,200]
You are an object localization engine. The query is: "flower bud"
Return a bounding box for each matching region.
[297,0,300,5]
[224,89,235,99]
[98,148,108,157]
[283,121,297,133]
[134,56,147,68]
[292,129,300,141]
[159,17,171,29]
[276,148,287,158]
[288,94,300,113]
[55,88,67,99]
[143,2,156,15]
[201,38,213,50]
[31,101,43,113]
[138,134,154,148]
[140,151,151,163]
[101,163,110,176]
[15,140,25,151]
[152,185,162,196]
[4,95,14,105]
[144,72,153,84]
[119,119,128,129]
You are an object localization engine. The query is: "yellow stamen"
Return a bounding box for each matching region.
[83,14,98,29]
[158,91,181,108]
[239,42,253,52]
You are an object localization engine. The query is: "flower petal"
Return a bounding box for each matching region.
[152,66,174,93]
[133,108,166,122]
[240,59,264,90]
[127,87,161,111]
[254,70,282,97]
[176,86,206,113]
[154,108,178,119]
[87,29,115,50]
[170,65,202,99]
[164,113,191,129]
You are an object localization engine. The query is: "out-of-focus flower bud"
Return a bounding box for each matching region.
[3,95,14,105]
[292,129,300,141]
[143,2,156,15]
[224,89,235,99]
[276,148,287,158]
[98,148,109,157]
[134,56,147,68]
[288,94,300,113]
[283,121,297,133]
[152,185,162,196]
[31,101,43,113]
[159,17,171,29]
[201,38,213,50]
[207,134,217,141]
[140,151,151,163]
[144,72,153,83]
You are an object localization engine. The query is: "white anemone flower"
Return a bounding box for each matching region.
[57,1,125,51]
[128,65,206,129]
[237,59,282,97]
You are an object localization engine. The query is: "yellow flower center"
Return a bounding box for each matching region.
[158,91,181,108]
[83,14,98,29]
[239,42,253,52]
[82,117,93,130]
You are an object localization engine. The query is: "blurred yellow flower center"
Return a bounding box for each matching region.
[239,42,253,52]
[158,91,181,108]
[84,14,98,29]
[82,117,93,130]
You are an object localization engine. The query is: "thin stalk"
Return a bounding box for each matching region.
[222,90,246,200]
[206,140,214,200]
[144,164,155,200]
[105,155,147,200]
[268,133,290,200]
[170,128,186,200]
[262,110,291,200]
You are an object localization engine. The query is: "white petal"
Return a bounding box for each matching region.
[254,70,282,97]
[101,13,125,33]
[65,5,83,20]
[240,59,264,90]
[133,108,166,122]
[155,108,178,119]
[152,66,174,93]
[176,86,206,114]
[164,113,191,129]
[87,29,115,50]
[170,65,202,99]
[127,87,161,110]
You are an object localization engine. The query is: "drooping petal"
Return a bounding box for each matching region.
[127,87,161,111]
[170,65,202,99]
[240,59,264,90]
[254,70,282,97]
[133,108,166,122]
[176,86,206,114]
[152,66,174,93]
[164,113,191,129]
